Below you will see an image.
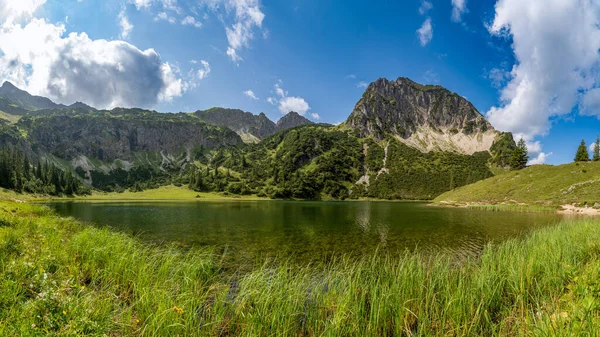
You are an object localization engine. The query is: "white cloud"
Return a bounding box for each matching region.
[244,89,258,100]
[356,81,368,88]
[590,142,598,152]
[580,88,600,117]
[528,152,552,165]
[417,18,433,46]
[345,74,356,79]
[118,9,134,40]
[198,0,265,62]
[274,83,286,97]
[451,0,468,22]
[419,1,433,15]
[310,112,320,120]
[0,18,187,109]
[279,96,310,115]
[226,47,242,63]
[268,82,310,115]
[196,60,210,79]
[129,0,153,10]
[0,0,46,21]
[154,12,176,24]
[182,15,202,28]
[486,0,600,161]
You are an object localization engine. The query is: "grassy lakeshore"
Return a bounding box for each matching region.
[37,185,269,202]
[2,199,600,336]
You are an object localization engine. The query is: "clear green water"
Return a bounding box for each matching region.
[44,201,564,266]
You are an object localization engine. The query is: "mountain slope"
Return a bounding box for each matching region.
[0,81,67,110]
[434,162,600,206]
[195,108,313,142]
[344,77,498,155]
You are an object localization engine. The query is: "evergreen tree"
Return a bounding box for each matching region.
[509,138,528,170]
[575,139,590,162]
[594,137,600,162]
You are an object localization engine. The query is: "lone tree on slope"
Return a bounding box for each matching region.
[593,137,600,162]
[575,139,590,162]
[510,138,528,170]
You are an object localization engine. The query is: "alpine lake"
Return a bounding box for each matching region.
[44,200,565,269]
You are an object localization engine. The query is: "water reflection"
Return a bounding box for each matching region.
[45,201,565,266]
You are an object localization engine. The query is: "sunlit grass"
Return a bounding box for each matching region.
[1,199,600,336]
[466,204,558,213]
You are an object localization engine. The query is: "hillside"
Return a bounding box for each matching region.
[344,77,500,155]
[0,77,516,199]
[434,162,600,207]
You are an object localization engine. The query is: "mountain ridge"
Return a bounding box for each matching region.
[344,77,498,154]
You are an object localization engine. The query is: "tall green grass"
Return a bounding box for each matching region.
[1,200,600,336]
[466,204,558,213]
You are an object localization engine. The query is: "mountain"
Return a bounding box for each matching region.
[275,111,313,131]
[0,76,516,198]
[344,77,499,155]
[0,81,67,110]
[194,108,276,143]
[194,108,313,142]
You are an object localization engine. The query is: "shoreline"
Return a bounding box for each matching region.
[433,200,600,215]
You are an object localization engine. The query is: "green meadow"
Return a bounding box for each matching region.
[1,195,600,336]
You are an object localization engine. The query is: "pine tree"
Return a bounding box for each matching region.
[575,139,590,162]
[510,138,528,170]
[594,137,600,162]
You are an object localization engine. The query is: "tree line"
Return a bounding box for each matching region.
[0,148,89,195]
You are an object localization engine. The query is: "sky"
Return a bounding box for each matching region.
[0,0,600,165]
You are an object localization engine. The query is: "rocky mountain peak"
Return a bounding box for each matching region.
[275,111,313,130]
[344,77,497,154]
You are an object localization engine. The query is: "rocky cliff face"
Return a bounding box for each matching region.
[17,111,242,166]
[195,108,313,142]
[344,77,498,154]
[194,108,276,142]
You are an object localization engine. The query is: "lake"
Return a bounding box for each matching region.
[44,200,564,267]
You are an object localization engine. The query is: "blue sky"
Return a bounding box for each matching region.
[1,0,600,165]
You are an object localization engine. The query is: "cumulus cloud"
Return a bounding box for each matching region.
[356,81,368,88]
[279,97,310,115]
[0,18,187,109]
[417,18,433,46]
[451,0,468,22]
[486,0,600,159]
[118,9,134,39]
[244,89,258,100]
[419,1,433,15]
[0,0,46,21]
[580,87,600,117]
[268,82,310,115]
[310,112,321,120]
[528,152,552,165]
[181,15,202,28]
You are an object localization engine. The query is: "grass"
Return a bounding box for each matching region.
[40,185,268,202]
[2,197,600,335]
[435,161,600,207]
[465,204,558,213]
